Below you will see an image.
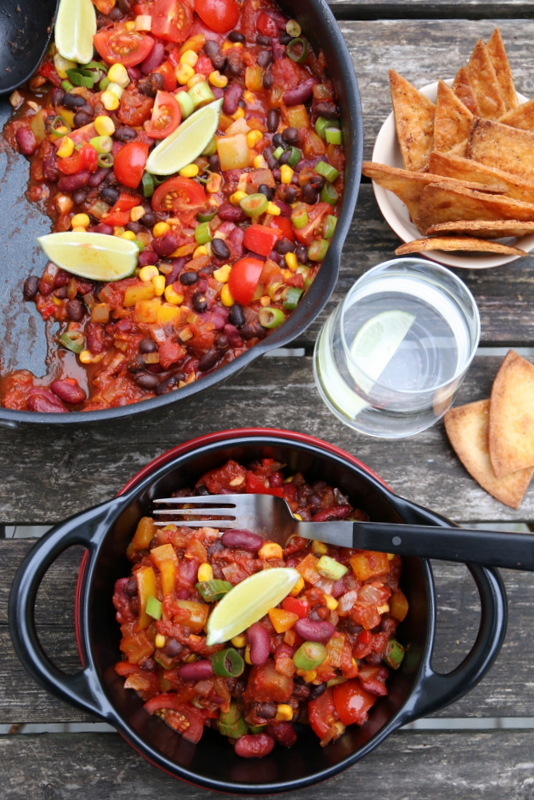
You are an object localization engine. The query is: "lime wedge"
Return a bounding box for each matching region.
[146,99,223,175]
[54,0,97,64]
[348,309,415,393]
[205,567,300,646]
[37,232,138,281]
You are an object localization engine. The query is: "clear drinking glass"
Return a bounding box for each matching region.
[313,258,480,438]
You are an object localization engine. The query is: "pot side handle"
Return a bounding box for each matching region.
[391,496,508,722]
[8,497,125,720]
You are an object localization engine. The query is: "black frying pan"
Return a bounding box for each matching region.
[0,0,58,95]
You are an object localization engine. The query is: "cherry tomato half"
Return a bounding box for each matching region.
[308,687,339,741]
[152,176,207,213]
[114,142,149,189]
[144,91,181,139]
[228,257,264,306]
[151,0,193,43]
[333,679,377,726]
[257,10,279,38]
[94,26,155,67]
[194,0,239,33]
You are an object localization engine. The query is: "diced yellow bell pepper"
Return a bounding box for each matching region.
[135,565,157,630]
[123,282,156,307]
[127,516,156,559]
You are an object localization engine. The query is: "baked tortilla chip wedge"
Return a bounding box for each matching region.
[487,27,518,112]
[395,236,526,256]
[489,350,534,478]
[444,399,533,509]
[466,40,506,120]
[447,139,468,158]
[468,118,534,180]
[428,151,534,205]
[499,98,534,132]
[427,219,534,238]
[434,80,474,152]
[389,69,435,171]
[416,182,534,235]
[452,66,480,116]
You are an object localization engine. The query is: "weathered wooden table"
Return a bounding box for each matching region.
[3,2,534,798]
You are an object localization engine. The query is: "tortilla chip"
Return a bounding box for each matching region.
[428,151,534,205]
[487,28,518,112]
[427,219,534,238]
[434,80,474,153]
[447,139,468,158]
[489,350,534,477]
[452,66,480,115]
[395,236,526,256]
[466,40,506,120]
[444,399,533,509]
[468,118,534,180]
[499,98,534,132]
[416,182,534,235]
[389,69,435,171]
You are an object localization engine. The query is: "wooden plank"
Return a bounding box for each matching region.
[2,730,534,799]
[1,540,533,723]
[329,2,534,19]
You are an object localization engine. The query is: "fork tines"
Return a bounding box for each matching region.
[152,495,238,528]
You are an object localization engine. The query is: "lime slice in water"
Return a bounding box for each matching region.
[348,309,416,392]
[146,99,223,175]
[37,232,138,281]
[55,0,97,64]
[205,567,300,646]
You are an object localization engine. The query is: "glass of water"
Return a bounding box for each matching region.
[313,258,480,438]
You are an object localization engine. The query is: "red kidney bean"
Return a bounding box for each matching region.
[140,39,163,74]
[85,322,105,354]
[126,65,142,81]
[23,276,39,300]
[152,231,181,257]
[218,203,246,223]
[27,390,68,413]
[221,529,263,551]
[165,638,183,657]
[294,618,335,643]
[50,379,86,405]
[255,702,277,719]
[88,167,110,187]
[234,734,275,759]
[272,40,285,61]
[57,171,91,192]
[314,101,340,120]
[178,660,214,681]
[247,623,270,666]
[178,557,200,585]
[283,78,317,107]
[43,149,59,182]
[54,269,70,288]
[16,126,38,156]
[266,721,297,747]
[222,84,243,115]
[274,200,292,217]
[134,249,157,268]
[90,223,114,236]
[311,505,351,522]
[74,111,94,128]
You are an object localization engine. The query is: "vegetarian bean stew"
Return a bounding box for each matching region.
[113,459,408,757]
[2,0,344,413]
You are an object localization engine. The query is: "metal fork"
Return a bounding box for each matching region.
[152,493,534,571]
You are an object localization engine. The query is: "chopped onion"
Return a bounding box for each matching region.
[135,14,152,30]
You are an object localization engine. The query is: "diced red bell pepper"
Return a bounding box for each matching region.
[39,60,62,87]
[243,224,280,257]
[281,596,309,618]
[269,214,295,242]
[57,143,99,175]
[246,471,284,497]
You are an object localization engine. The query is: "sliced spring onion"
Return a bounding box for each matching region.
[316,555,348,581]
[195,220,213,244]
[321,182,339,206]
[258,307,286,328]
[218,714,248,739]
[273,146,284,160]
[146,595,162,620]
[314,117,330,140]
[99,76,110,91]
[61,80,74,92]
[197,209,217,222]
[383,639,405,670]
[90,135,113,154]
[308,238,330,261]
[85,60,108,72]
[196,579,233,602]
[293,641,328,671]
[142,172,155,198]
[211,647,245,678]
[188,80,215,108]
[284,146,301,168]
[66,67,96,88]
[286,19,302,37]
[315,161,340,183]
[97,152,114,168]
[282,286,303,311]
[323,214,337,239]
[59,330,85,354]
[240,193,268,217]
[291,206,309,229]
[50,115,71,138]
[287,38,308,64]
[176,90,195,118]
[325,127,343,145]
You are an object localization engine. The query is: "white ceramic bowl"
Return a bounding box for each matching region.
[371,80,533,269]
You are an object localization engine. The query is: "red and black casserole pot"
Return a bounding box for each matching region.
[9,429,507,793]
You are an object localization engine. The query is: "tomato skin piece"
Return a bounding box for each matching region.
[94,27,155,67]
[228,257,264,306]
[151,0,193,43]
[294,202,331,246]
[152,177,207,213]
[194,0,239,33]
[153,60,178,92]
[145,91,181,139]
[333,679,377,726]
[257,11,279,38]
[243,224,279,257]
[308,687,339,740]
[114,142,149,189]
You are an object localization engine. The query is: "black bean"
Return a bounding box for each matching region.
[241,321,267,340]
[179,271,198,286]
[127,355,146,373]
[282,127,299,145]
[50,88,65,106]
[275,237,294,255]
[214,332,229,351]
[209,153,221,173]
[192,292,208,313]
[211,237,230,260]
[66,299,84,321]
[23,275,39,300]
[278,149,292,165]
[301,184,318,204]
[228,303,245,328]
[124,578,137,597]
[272,133,284,148]
[309,174,325,191]
[262,146,277,170]
[266,108,280,133]
[257,49,272,69]
[258,184,273,200]
[71,189,85,207]
[314,101,340,120]
[114,125,137,142]
[295,244,309,263]
[62,93,87,110]
[73,111,94,128]
[256,33,271,45]
[155,373,180,395]
[255,702,277,719]
[100,186,120,206]
[138,72,164,97]
[134,372,160,390]
[139,338,158,353]
[228,31,245,43]
[262,69,273,90]
[139,212,157,228]
[140,657,156,671]
[126,221,142,234]
[165,638,183,657]
[283,185,299,204]
[198,348,219,372]
[279,33,292,44]
[308,683,327,700]
[108,6,123,19]
[118,0,132,12]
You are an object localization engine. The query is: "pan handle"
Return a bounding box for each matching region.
[9,496,128,719]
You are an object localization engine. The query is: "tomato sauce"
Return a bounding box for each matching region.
[2,0,345,413]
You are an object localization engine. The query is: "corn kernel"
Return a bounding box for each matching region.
[209,70,228,88]
[179,163,199,178]
[107,82,124,99]
[94,115,116,136]
[285,252,298,271]
[275,704,293,722]
[125,20,135,30]
[297,669,317,682]
[246,129,263,148]
[152,275,166,296]
[153,221,171,237]
[230,190,247,205]
[259,542,283,560]
[206,172,222,193]
[121,230,136,240]
[266,201,281,216]
[221,283,234,307]
[57,136,74,158]
[113,226,125,236]
[293,513,303,520]
[198,562,213,582]
[232,107,245,120]
[139,265,159,282]
[71,226,87,233]
[165,285,184,305]
[130,205,146,222]
[312,540,328,555]
[71,213,90,228]
[324,594,339,611]
[193,245,209,257]
[259,295,270,307]
[213,264,231,283]
[243,90,255,105]
[244,645,252,665]
[180,49,198,67]
[290,576,305,596]
[101,90,120,111]
[176,63,195,84]
[253,154,268,169]
[79,350,92,363]
[155,634,166,649]
[280,165,294,184]
[377,603,390,615]
[231,634,247,648]
[222,40,243,51]
[387,553,395,560]
[184,652,197,663]
[108,63,130,88]
[187,73,206,89]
